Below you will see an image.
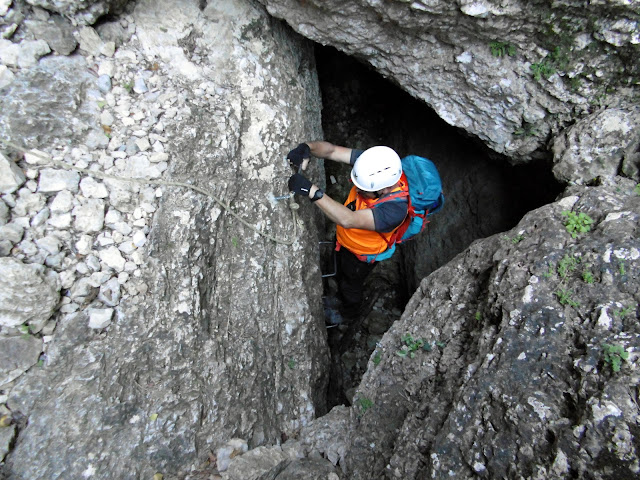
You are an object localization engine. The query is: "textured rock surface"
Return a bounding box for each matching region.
[259,0,640,167]
[0,257,60,329]
[2,0,329,478]
[300,182,640,479]
[24,0,129,25]
[553,105,640,185]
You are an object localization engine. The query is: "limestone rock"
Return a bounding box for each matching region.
[72,198,105,233]
[0,257,60,329]
[0,64,14,89]
[4,3,327,479]
[0,335,42,386]
[27,16,78,55]
[258,0,640,163]
[87,307,113,329]
[0,56,97,149]
[318,182,640,479]
[23,0,129,25]
[37,168,80,193]
[0,152,26,194]
[553,105,640,185]
[0,425,16,463]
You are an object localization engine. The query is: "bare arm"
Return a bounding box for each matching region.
[306,141,353,164]
[307,185,376,230]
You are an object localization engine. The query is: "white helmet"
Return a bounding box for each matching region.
[351,146,402,192]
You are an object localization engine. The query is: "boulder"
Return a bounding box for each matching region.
[0,152,26,194]
[0,257,60,329]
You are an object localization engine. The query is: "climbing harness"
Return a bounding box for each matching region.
[1,140,300,246]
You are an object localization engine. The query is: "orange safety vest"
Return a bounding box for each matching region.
[336,175,409,259]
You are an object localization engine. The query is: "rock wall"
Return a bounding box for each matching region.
[291,180,640,479]
[1,0,332,478]
[258,0,640,174]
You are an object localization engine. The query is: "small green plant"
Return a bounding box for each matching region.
[602,343,629,373]
[531,60,556,80]
[582,269,594,284]
[511,234,525,244]
[397,333,429,359]
[357,397,374,414]
[555,288,579,308]
[97,100,106,109]
[635,184,640,195]
[18,324,31,340]
[475,311,482,321]
[287,358,296,369]
[490,41,516,57]
[435,341,446,348]
[613,305,635,319]
[618,261,626,276]
[373,352,382,366]
[562,211,594,238]
[557,254,580,281]
[513,124,537,137]
[231,237,239,248]
[123,81,134,93]
[543,262,556,279]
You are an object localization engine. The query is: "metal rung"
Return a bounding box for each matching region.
[319,241,337,278]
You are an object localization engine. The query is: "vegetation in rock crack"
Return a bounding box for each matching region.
[555,288,579,307]
[490,41,516,57]
[543,262,556,279]
[613,304,636,319]
[530,59,556,80]
[557,253,580,281]
[618,261,626,276]
[288,358,296,369]
[562,211,594,238]
[18,324,31,340]
[602,343,629,373]
[635,184,640,195]
[475,311,482,321]
[396,333,432,358]
[357,397,374,414]
[123,81,134,93]
[513,124,537,137]
[97,100,106,109]
[582,266,595,284]
[505,233,525,244]
[530,46,570,81]
[373,352,382,366]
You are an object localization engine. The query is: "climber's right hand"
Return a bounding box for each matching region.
[287,143,311,171]
[288,173,312,197]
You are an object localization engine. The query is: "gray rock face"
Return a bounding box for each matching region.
[0,55,101,150]
[553,106,640,185]
[24,0,129,25]
[0,335,42,386]
[0,257,60,329]
[3,1,329,479]
[306,182,640,479]
[0,152,26,194]
[258,0,639,166]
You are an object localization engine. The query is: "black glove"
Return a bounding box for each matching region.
[286,143,311,169]
[288,173,312,197]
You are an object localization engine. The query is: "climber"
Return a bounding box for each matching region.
[286,141,409,320]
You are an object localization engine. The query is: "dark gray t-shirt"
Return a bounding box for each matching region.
[350,149,408,233]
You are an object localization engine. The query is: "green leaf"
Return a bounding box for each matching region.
[150,413,158,421]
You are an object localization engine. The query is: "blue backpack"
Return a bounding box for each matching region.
[362,155,444,263]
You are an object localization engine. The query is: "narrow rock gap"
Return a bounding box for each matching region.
[314,45,563,409]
